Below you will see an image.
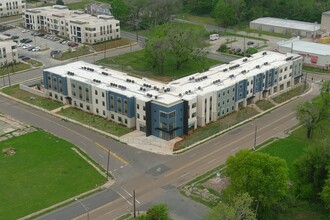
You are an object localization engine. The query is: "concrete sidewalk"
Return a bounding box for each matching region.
[119,130,182,155]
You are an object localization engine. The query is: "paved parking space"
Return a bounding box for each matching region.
[2,27,75,67]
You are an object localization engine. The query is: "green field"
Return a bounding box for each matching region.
[0,130,105,220]
[1,84,63,111]
[96,49,220,82]
[255,100,275,111]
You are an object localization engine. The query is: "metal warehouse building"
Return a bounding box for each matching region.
[250,17,320,38]
[276,37,330,70]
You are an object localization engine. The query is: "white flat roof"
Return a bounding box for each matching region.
[277,37,330,56]
[251,17,320,32]
[45,51,299,105]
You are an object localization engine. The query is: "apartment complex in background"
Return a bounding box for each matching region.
[0,34,18,67]
[24,5,120,44]
[85,3,111,16]
[43,51,303,141]
[0,0,25,18]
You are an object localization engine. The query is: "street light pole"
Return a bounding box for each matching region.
[75,198,89,220]
[253,124,257,151]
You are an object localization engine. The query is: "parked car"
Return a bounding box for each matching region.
[61,40,67,45]
[50,50,61,57]
[22,29,29,33]
[11,35,19,39]
[3,33,11,36]
[32,46,40,52]
[247,41,255,46]
[69,42,78,47]
[18,54,26,59]
[28,46,35,51]
[22,56,31,61]
[235,48,242,53]
[25,39,32,43]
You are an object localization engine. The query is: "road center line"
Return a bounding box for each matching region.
[96,143,128,165]
[164,112,297,178]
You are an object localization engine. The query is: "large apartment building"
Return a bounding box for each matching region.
[0,34,18,67]
[24,5,120,44]
[0,0,25,18]
[43,51,303,140]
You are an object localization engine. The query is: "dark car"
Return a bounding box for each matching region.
[247,41,255,45]
[235,48,242,53]
[11,35,19,39]
[20,38,29,43]
[28,46,35,51]
[25,39,33,43]
[22,56,31,61]
[18,54,26,59]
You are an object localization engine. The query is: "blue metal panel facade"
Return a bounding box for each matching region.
[235,79,247,101]
[43,71,68,95]
[106,90,135,118]
[254,73,264,93]
[265,69,275,89]
[149,101,184,140]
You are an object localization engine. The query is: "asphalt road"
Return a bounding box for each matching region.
[1,17,328,220]
[0,79,322,220]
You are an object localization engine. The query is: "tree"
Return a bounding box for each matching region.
[213,0,238,27]
[145,37,168,74]
[320,168,330,208]
[167,26,205,70]
[226,150,289,208]
[55,0,64,5]
[294,142,330,200]
[137,203,169,220]
[109,0,130,23]
[207,192,256,220]
[296,80,330,139]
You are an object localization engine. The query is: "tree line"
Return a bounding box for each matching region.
[110,0,330,28]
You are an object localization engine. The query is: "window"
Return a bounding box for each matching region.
[95,90,98,95]
[143,115,146,120]
[192,103,196,108]
[96,108,99,113]
[137,104,140,109]
[86,105,90,110]
[102,101,105,106]
[102,92,104,97]
[80,103,83,108]
[111,114,114,119]
[95,99,98,104]
[125,119,127,124]
[103,110,105,116]
[285,67,287,71]
[137,113,140,119]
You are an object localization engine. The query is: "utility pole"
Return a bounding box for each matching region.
[106,148,110,181]
[104,41,106,59]
[253,124,257,150]
[133,189,136,218]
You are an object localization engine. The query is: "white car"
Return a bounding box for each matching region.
[22,29,29,33]
[32,46,40,52]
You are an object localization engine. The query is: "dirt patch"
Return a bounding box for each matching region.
[2,147,16,156]
[203,177,230,192]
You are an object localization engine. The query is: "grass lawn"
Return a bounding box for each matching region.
[175,13,217,25]
[255,100,275,111]
[25,58,43,67]
[54,46,92,61]
[66,0,93,10]
[176,107,259,149]
[272,84,306,104]
[0,62,31,76]
[58,107,132,137]
[303,66,330,74]
[91,38,132,52]
[1,84,63,111]
[244,28,292,39]
[96,49,220,82]
[0,130,105,220]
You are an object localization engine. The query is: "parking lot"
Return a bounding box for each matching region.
[2,27,80,67]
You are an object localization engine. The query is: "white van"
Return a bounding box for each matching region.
[209,34,220,41]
